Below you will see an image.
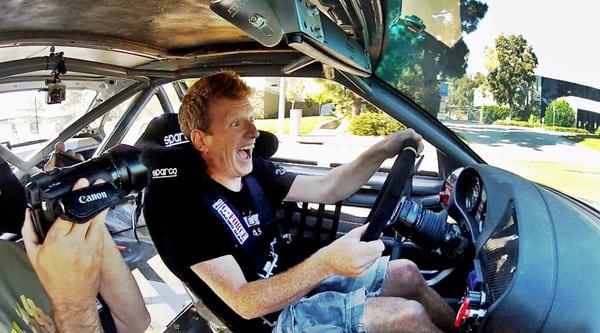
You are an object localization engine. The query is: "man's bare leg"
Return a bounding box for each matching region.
[380,259,455,331]
[364,297,442,333]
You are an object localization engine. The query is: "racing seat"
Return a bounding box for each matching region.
[136,113,346,331]
[135,113,281,332]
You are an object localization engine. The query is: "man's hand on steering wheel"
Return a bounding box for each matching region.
[381,129,424,159]
[362,129,423,242]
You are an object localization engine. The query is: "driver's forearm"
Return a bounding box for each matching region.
[319,140,387,203]
[233,249,333,319]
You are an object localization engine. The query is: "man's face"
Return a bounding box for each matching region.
[199,97,259,180]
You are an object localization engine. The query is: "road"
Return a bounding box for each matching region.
[446,122,600,208]
[270,123,600,208]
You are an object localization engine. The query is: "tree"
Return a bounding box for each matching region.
[285,79,305,110]
[448,76,477,110]
[375,0,488,117]
[487,34,538,120]
[306,80,359,117]
[545,99,575,127]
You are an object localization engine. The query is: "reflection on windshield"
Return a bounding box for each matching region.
[377,0,600,208]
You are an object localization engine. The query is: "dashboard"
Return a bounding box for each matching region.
[440,165,600,332]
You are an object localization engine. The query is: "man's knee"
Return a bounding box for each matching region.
[365,298,437,332]
[395,300,427,324]
[390,260,425,287]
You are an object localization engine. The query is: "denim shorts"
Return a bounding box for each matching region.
[273,256,390,333]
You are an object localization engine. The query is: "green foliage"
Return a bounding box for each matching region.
[349,111,406,136]
[285,79,306,110]
[493,119,535,127]
[448,76,477,109]
[543,126,589,135]
[254,116,336,135]
[528,114,540,124]
[307,81,356,117]
[482,105,510,124]
[487,34,538,120]
[545,99,575,127]
[595,127,600,136]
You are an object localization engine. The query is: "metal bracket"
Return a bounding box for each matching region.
[210,0,371,76]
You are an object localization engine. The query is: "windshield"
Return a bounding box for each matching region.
[0,88,97,157]
[376,0,600,208]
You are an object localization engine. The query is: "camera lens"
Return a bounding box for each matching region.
[392,199,447,250]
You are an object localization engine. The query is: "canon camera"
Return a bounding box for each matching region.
[25,144,148,240]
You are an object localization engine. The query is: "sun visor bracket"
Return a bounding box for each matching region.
[210,0,371,77]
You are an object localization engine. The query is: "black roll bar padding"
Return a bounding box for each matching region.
[361,139,418,241]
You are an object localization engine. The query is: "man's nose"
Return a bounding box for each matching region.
[246,121,259,139]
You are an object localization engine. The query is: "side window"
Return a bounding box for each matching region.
[162,83,182,112]
[246,77,438,175]
[121,96,164,145]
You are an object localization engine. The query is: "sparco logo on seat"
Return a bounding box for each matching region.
[152,168,178,178]
[79,192,108,204]
[164,132,187,147]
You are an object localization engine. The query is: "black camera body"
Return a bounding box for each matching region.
[25,144,148,240]
[389,198,470,260]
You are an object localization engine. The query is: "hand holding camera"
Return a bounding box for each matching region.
[26,144,148,241]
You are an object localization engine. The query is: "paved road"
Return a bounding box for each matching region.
[446,122,600,208]
[270,123,600,208]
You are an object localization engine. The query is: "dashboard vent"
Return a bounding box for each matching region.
[480,212,519,302]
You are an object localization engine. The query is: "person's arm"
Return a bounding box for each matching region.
[284,129,424,204]
[21,178,105,333]
[43,144,150,332]
[98,228,151,332]
[191,224,384,319]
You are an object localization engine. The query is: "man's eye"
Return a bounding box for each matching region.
[231,121,240,127]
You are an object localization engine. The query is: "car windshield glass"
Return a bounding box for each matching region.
[376,0,600,209]
[0,88,97,153]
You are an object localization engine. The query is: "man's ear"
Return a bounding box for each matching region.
[190,129,208,152]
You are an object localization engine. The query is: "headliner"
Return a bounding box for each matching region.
[0,0,255,57]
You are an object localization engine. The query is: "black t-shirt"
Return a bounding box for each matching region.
[162,157,297,329]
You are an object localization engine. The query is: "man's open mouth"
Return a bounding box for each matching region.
[236,143,254,161]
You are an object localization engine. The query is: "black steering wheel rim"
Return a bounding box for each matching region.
[361,139,419,241]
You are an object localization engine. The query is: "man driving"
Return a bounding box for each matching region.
[170,71,455,332]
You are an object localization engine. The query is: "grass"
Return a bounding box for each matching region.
[567,135,600,153]
[255,116,337,135]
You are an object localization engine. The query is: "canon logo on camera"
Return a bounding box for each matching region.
[78,192,109,204]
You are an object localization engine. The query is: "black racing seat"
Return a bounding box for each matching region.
[135,113,280,332]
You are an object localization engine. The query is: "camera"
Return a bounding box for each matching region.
[25,144,148,240]
[389,198,469,260]
[46,83,66,104]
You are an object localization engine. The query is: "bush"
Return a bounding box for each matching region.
[595,127,600,136]
[528,114,540,124]
[545,99,575,127]
[482,105,510,124]
[543,126,589,135]
[493,119,534,127]
[349,112,406,136]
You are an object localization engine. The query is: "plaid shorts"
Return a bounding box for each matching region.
[273,256,389,333]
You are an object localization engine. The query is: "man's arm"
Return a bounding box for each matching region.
[43,144,150,332]
[98,228,151,332]
[285,129,423,204]
[22,178,105,333]
[191,224,383,319]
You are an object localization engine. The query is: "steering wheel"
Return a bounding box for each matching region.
[361,139,419,242]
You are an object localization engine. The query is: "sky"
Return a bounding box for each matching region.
[463,0,600,88]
